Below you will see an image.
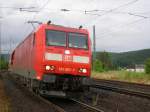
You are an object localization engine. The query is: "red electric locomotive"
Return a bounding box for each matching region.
[10,23,91,96]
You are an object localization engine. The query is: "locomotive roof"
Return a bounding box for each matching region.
[13,24,89,52]
[38,24,89,34]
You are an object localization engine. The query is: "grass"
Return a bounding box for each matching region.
[92,70,150,85]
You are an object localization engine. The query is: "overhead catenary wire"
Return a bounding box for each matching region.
[1,0,150,54]
[84,0,140,26]
[0,6,35,54]
[93,12,150,38]
[17,0,51,44]
[39,0,51,10]
[3,1,40,54]
[3,0,146,20]
[21,0,42,37]
[31,0,51,19]
[17,0,149,52]
[96,17,148,40]
[127,13,149,18]
[0,6,36,9]
[22,0,52,32]
[16,0,143,19]
[106,0,139,13]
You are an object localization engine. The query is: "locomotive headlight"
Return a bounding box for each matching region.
[45,65,55,71]
[79,68,87,73]
[50,65,55,70]
[79,68,83,72]
[46,65,51,70]
[82,69,87,73]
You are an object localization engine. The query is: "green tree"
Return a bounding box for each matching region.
[93,60,104,72]
[96,51,112,71]
[145,58,150,74]
[0,57,8,70]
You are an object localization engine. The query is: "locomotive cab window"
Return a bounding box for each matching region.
[46,30,66,47]
[68,33,88,49]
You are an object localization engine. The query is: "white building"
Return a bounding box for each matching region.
[135,64,145,73]
[126,64,145,73]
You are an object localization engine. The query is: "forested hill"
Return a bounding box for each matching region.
[109,49,150,67]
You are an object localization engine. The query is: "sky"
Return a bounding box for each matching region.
[0,0,150,53]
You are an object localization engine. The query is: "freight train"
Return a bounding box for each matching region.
[9,22,91,96]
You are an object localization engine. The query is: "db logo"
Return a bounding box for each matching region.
[64,55,72,61]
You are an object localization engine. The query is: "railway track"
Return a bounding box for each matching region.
[29,88,105,112]
[2,71,105,112]
[93,79,150,91]
[1,71,66,112]
[2,71,150,112]
[13,78,104,112]
[90,80,150,99]
[70,98,104,112]
[47,97,104,112]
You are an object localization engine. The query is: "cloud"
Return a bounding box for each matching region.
[0,0,150,53]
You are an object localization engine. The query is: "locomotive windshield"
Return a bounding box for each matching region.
[46,30,66,47]
[68,33,88,49]
[46,30,88,49]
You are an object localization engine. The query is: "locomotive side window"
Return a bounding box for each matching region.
[68,33,88,49]
[46,30,66,47]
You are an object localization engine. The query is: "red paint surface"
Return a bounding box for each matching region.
[10,24,92,80]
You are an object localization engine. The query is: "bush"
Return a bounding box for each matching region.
[93,60,104,72]
[0,58,8,70]
[96,51,113,70]
[145,58,150,74]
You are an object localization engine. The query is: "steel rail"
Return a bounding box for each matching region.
[70,98,104,112]
[90,84,150,99]
[34,95,66,112]
[8,72,103,112]
[93,78,150,87]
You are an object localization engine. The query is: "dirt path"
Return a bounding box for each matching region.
[0,71,62,112]
[0,75,11,112]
